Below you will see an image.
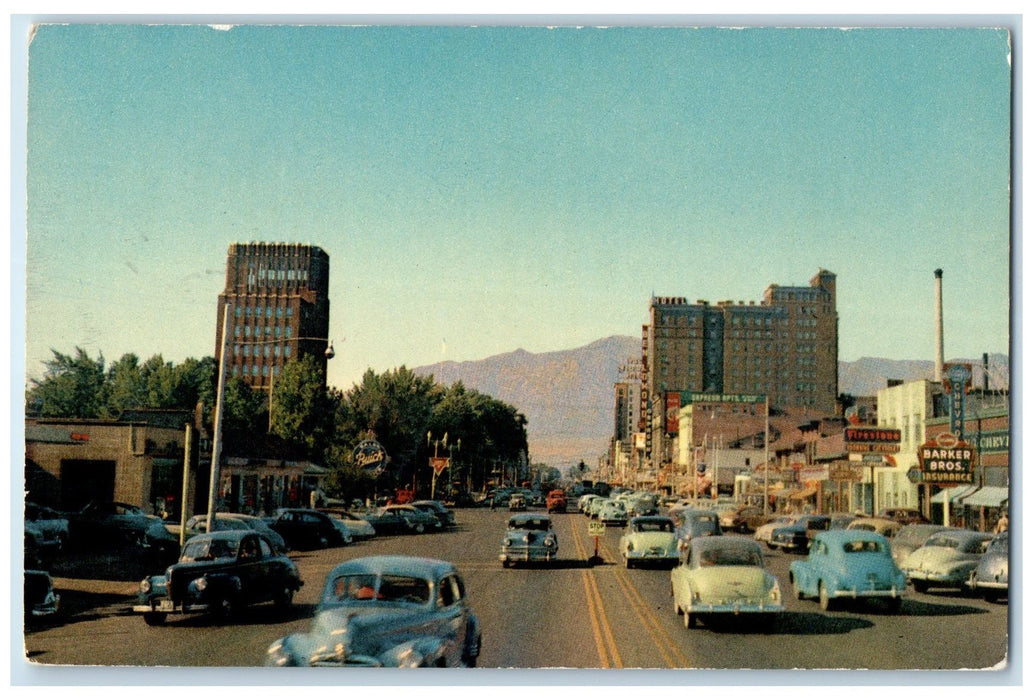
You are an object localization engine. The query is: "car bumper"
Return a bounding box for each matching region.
[133,598,211,615]
[500,546,557,562]
[686,601,785,615]
[829,585,905,600]
[904,570,969,585]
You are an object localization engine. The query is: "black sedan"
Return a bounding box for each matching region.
[770,514,831,553]
[266,508,349,550]
[132,531,303,625]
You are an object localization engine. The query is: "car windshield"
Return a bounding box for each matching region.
[843,540,886,553]
[509,518,550,531]
[327,573,432,605]
[924,535,962,550]
[181,538,237,561]
[698,547,762,567]
[635,520,673,533]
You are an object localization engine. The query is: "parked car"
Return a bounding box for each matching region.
[410,500,457,528]
[891,523,950,565]
[267,508,350,550]
[25,502,69,552]
[500,513,558,567]
[788,530,906,612]
[381,504,441,533]
[24,569,60,623]
[671,536,783,629]
[753,514,797,547]
[319,509,377,540]
[619,516,679,569]
[508,492,527,511]
[132,530,303,626]
[546,490,568,513]
[846,517,903,539]
[769,515,831,553]
[626,493,660,517]
[901,528,993,593]
[578,494,601,514]
[878,507,930,525]
[673,508,723,549]
[828,513,859,530]
[718,505,767,533]
[266,555,481,667]
[169,513,289,554]
[142,518,180,561]
[360,507,427,535]
[68,501,165,548]
[597,498,629,526]
[968,530,1008,602]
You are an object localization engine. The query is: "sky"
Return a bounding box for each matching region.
[17,20,1013,394]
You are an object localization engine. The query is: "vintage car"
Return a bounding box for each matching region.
[626,493,659,517]
[267,508,350,549]
[846,517,903,539]
[891,523,949,565]
[753,514,797,546]
[68,500,165,548]
[133,530,303,625]
[597,498,629,526]
[968,530,1008,601]
[319,509,377,540]
[170,513,289,554]
[360,506,427,534]
[673,508,723,548]
[410,500,457,528]
[619,516,679,568]
[265,555,481,667]
[382,504,441,532]
[718,505,767,533]
[24,569,61,622]
[671,536,783,629]
[545,489,568,513]
[901,528,992,593]
[508,492,527,511]
[500,513,558,567]
[25,502,69,552]
[769,515,831,553]
[788,530,906,611]
[578,494,601,514]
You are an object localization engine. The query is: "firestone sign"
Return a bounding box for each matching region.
[844,427,902,454]
[918,432,974,484]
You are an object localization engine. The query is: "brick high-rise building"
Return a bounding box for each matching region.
[215,242,331,390]
[642,268,839,432]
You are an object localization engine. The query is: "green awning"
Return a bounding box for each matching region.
[961,487,1009,508]
[930,485,978,504]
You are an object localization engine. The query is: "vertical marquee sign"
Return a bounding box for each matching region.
[943,362,973,438]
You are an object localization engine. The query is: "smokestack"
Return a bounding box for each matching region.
[983,352,990,391]
[934,269,944,382]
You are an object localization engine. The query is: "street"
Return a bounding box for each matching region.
[21,507,1010,676]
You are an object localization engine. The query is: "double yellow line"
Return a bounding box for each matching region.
[571,520,693,669]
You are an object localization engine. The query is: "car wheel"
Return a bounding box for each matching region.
[213,596,236,622]
[624,557,632,569]
[766,542,777,550]
[685,611,696,629]
[274,586,295,609]
[819,583,834,611]
[413,523,425,534]
[791,577,804,600]
[886,596,902,614]
[502,559,511,568]
[912,580,929,594]
[984,591,1001,603]
[143,612,167,626]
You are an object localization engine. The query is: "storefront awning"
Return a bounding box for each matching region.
[790,486,817,500]
[930,485,978,504]
[961,486,1009,508]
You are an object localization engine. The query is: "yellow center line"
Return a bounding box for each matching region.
[570,520,623,669]
[596,539,693,668]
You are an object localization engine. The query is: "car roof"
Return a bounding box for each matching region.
[813,529,888,544]
[630,515,674,525]
[690,536,761,554]
[326,555,456,581]
[508,513,551,524]
[188,530,248,544]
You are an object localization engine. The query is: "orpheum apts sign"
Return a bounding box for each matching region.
[844,427,902,454]
[918,432,975,484]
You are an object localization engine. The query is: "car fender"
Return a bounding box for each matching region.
[380,636,451,667]
[197,572,243,599]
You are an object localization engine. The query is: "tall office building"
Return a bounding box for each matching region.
[642,268,839,423]
[215,242,331,390]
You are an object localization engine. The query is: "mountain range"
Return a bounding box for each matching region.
[414,336,1009,467]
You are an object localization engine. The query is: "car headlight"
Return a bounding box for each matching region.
[192,576,208,592]
[503,538,512,547]
[544,536,556,547]
[139,578,152,594]
[394,647,424,668]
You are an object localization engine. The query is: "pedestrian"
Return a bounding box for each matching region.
[994,512,1008,534]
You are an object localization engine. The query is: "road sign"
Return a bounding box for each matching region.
[588,521,606,536]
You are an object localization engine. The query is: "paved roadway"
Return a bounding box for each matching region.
[22,507,1010,674]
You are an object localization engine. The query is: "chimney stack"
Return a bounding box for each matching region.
[934,269,944,382]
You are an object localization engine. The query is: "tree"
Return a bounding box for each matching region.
[26,347,106,418]
[269,356,337,458]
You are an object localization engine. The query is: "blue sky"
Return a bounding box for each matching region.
[20,22,1013,392]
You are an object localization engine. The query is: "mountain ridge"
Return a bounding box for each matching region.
[414,336,1009,466]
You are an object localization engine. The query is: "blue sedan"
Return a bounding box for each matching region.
[788,529,906,612]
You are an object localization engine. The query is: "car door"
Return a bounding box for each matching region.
[235,534,269,604]
[436,574,468,665]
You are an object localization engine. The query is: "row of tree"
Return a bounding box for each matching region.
[25,347,529,501]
